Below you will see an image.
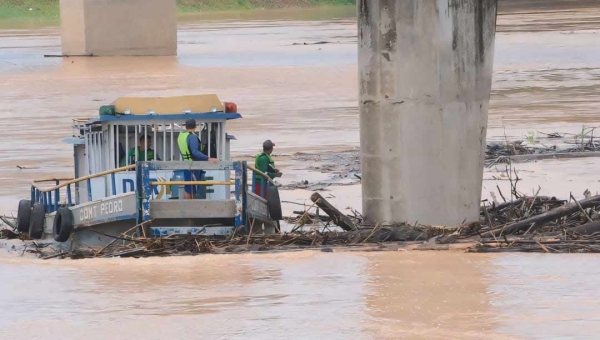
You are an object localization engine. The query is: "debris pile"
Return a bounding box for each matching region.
[282,132,600,189]
[464,193,600,253]
[4,190,600,258]
[283,150,361,190]
[0,228,19,240]
[0,215,23,240]
[80,224,436,259]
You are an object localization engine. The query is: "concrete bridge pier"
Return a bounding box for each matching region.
[60,0,177,56]
[358,0,498,226]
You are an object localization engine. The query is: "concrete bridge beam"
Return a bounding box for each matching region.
[60,0,177,56]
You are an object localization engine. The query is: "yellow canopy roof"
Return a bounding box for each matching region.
[114,94,223,115]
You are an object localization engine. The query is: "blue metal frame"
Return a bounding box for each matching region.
[145,161,234,171]
[29,171,120,214]
[111,173,117,196]
[67,184,72,205]
[54,188,59,212]
[86,179,92,201]
[85,112,242,125]
[30,182,68,213]
[28,160,230,215]
[137,162,152,223]
[136,160,248,227]
[251,175,268,198]
[233,161,246,229]
[28,160,270,234]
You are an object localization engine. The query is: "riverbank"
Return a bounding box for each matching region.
[0,0,354,24]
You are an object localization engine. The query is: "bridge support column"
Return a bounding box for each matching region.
[60,0,177,56]
[358,0,498,226]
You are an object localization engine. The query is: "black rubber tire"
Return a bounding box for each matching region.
[53,207,74,243]
[28,203,45,239]
[267,185,282,220]
[17,200,32,233]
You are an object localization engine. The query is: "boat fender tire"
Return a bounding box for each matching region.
[29,203,45,239]
[17,200,32,233]
[267,185,283,221]
[53,207,74,243]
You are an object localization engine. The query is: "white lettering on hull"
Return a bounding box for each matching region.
[79,199,123,221]
[79,206,97,221]
[100,200,123,215]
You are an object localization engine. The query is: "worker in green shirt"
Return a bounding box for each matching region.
[128,135,160,165]
[254,140,281,198]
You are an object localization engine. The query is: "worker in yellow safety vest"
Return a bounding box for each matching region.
[177,118,218,199]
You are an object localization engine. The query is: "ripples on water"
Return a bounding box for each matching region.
[1,241,599,339]
[0,251,512,340]
[0,253,370,340]
[489,254,600,340]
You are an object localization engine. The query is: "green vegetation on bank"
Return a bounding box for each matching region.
[0,0,59,20]
[0,0,355,22]
[178,0,354,12]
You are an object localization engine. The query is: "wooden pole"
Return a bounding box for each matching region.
[310,192,356,231]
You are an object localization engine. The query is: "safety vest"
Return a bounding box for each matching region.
[254,152,275,179]
[178,132,193,160]
[129,148,155,164]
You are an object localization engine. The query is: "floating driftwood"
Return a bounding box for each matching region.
[310,192,357,231]
[489,195,600,236]
[570,221,600,235]
[466,191,600,253]
[503,151,600,163]
[0,215,16,229]
[43,54,95,58]
[485,138,600,166]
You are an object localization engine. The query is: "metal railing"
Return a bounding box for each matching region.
[29,160,276,218]
[30,165,136,213]
[137,160,246,227]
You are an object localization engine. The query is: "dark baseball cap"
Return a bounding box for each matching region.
[263,140,276,149]
[185,119,197,129]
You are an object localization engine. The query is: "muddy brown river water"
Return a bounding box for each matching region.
[1,251,600,339]
[1,2,600,339]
